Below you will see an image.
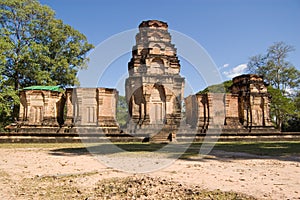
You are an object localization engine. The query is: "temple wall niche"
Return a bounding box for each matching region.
[149,58,164,74]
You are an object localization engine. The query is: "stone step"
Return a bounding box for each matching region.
[177,135,300,142]
[0,136,144,143]
[1,132,300,143]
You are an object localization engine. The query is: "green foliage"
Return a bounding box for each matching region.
[116,96,128,128]
[0,0,94,127]
[0,86,18,131]
[0,0,94,88]
[282,92,300,131]
[197,80,233,94]
[267,86,296,130]
[248,42,300,130]
[248,42,300,94]
[295,92,300,116]
[0,28,18,130]
[282,116,300,132]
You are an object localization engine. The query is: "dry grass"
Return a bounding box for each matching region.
[12,173,256,200]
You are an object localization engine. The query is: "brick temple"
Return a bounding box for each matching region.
[14,86,118,134]
[125,20,185,141]
[185,74,274,133]
[7,20,277,141]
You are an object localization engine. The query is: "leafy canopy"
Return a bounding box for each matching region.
[0,0,94,89]
[248,42,300,95]
[248,42,300,130]
[0,0,94,126]
[117,96,128,128]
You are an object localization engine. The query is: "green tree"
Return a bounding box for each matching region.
[248,42,300,130]
[116,95,128,128]
[0,35,19,130]
[283,92,300,132]
[295,92,300,116]
[248,42,300,95]
[197,80,233,94]
[0,0,94,126]
[267,86,296,130]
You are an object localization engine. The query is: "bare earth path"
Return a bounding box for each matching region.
[0,146,299,199]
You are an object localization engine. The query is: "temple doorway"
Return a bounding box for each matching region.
[149,85,166,124]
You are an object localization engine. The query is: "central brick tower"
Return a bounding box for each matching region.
[125,20,185,141]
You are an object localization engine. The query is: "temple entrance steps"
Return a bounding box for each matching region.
[1,131,300,143]
[149,128,174,143]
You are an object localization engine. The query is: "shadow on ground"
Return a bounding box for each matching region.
[49,142,300,163]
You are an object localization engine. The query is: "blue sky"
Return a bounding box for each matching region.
[39,0,300,95]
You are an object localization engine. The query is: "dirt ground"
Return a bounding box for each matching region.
[0,146,299,199]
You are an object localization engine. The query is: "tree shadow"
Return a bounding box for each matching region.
[212,142,300,162]
[49,142,300,163]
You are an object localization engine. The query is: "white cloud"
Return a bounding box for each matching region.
[285,87,296,96]
[222,63,229,68]
[223,63,248,79]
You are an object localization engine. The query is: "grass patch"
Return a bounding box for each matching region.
[213,141,300,157]
[112,141,300,158]
[16,175,256,199]
[0,170,10,178]
[0,143,85,149]
[93,176,256,200]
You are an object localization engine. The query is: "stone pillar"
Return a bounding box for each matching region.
[144,93,151,125]
[64,88,74,126]
[42,91,49,123]
[262,96,273,126]
[197,94,209,131]
[18,91,27,121]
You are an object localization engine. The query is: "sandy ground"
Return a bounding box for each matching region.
[0,147,299,200]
